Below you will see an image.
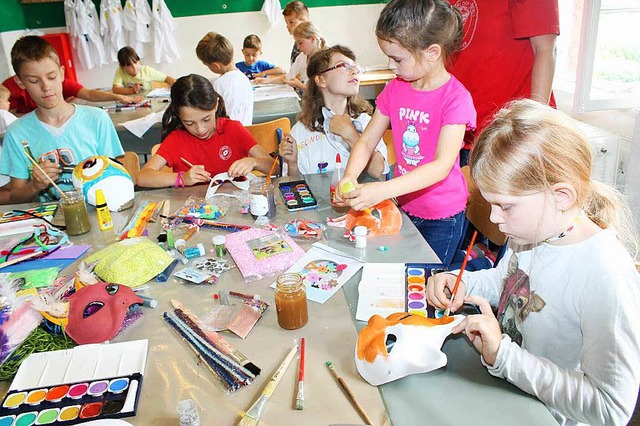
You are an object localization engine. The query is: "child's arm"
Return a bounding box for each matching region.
[329,114,386,179]
[278,133,300,177]
[341,123,465,210]
[164,76,176,86]
[285,77,306,91]
[254,67,286,78]
[8,161,61,203]
[137,155,211,188]
[228,145,278,178]
[78,87,142,103]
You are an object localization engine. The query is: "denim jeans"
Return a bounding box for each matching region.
[407,210,466,266]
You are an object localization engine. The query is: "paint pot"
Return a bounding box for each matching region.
[274,273,308,330]
[15,411,37,426]
[249,178,276,219]
[102,399,125,415]
[212,235,227,258]
[87,380,109,396]
[67,383,88,399]
[0,416,15,426]
[3,392,26,409]
[57,405,80,422]
[79,402,103,419]
[25,389,47,406]
[354,226,367,248]
[35,408,59,425]
[176,399,201,426]
[108,377,130,394]
[59,189,91,236]
[45,385,69,402]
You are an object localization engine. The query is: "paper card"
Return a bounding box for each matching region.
[270,243,364,304]
[173,268,213,284]
[246,233,292,260]
[205,172,257,199]
[355,263,407,321]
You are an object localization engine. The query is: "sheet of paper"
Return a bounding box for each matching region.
[355,262,406,321]
[270,242,363,304]
[252,84,300,102]
[146,87,171,98]
[121,111,162,138]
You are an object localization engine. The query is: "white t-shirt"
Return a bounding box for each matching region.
[0,109,19,187]
[288,112,389,175]
[463,229,640,425]
[287,52,308,83]
[213,70,253,125]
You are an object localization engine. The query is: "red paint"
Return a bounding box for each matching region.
[79,402,103,419]
[45,385,69,401]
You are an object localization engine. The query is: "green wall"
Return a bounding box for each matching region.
[0,0,385,33]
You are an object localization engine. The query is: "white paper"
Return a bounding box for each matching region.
[252,84,300,102]
[205,172,257,199]
[270,242,363,304]
[122,111,163,138]
[146,87,171,98]
[355,263,406,321]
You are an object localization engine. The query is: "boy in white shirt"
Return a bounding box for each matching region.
[196,32,253,125]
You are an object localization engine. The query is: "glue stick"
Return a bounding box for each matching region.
[95,189,113,231]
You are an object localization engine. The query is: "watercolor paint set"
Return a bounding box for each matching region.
[0,340,147,425]
[278,180,318,212]
[405,263,446,318]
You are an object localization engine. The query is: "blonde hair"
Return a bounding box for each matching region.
[196,32,233,65]
[470,99,638,258]
[293,21,326,51]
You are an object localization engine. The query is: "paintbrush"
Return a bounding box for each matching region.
[443,230,478,317]
[295,337,306,410]
[171,299,261,376]
[181,157,195,168]
[325,361,372,425]
[21,142,70,202]
[238,344,298,426]
[262,156,279,193]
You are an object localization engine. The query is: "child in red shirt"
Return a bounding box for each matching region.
[137,74,276,188]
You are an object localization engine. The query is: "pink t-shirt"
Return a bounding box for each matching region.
[376,76,476,219]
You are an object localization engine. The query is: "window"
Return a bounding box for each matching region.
[556,0,640,113]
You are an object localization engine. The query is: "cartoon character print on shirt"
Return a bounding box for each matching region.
[401,122,425,167]
[496,253,546,346]
[219,145,232,161]
[452,0,478,51]
[317,161,328,174]
[300,259,347,291]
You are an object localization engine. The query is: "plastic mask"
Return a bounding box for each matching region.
[355,312,463,386]
[65,282,142,344]
[72,156,134,211]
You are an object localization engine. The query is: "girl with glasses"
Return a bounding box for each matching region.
[279,45,389,179]
[338,0,475,266]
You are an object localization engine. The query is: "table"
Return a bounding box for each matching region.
[0,173,555,425]
[360,69,396,86]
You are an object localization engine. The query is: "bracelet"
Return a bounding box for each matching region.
[174,171,185,188]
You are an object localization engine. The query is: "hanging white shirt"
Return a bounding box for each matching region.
[152,0,179,64]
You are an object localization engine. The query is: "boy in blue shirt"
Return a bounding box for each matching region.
[0,36,124,203]
[235,35,285,82]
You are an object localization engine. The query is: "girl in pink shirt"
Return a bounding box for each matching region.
[339,0,476,265]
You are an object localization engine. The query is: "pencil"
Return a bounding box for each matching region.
[443,230,478,316]
[181,157,195,168]
[21,143,70,202]
[238,344,298,426]
[295,337,305,410]
[325,361,372,425]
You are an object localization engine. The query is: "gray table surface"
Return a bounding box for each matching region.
[0,173,555,425]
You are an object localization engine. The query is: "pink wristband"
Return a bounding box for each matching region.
[174,171,185,188]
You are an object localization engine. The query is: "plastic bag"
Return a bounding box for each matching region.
[174,195,230,221]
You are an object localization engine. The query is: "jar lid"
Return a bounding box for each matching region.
[353,226,368,236]
[212,235,226,245]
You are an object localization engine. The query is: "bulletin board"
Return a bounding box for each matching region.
[0,0,386,33]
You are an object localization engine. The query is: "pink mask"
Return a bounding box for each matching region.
[355,312,463,385]
[66,282,142,344]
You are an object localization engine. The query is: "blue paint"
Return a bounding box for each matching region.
[108,378,129,393]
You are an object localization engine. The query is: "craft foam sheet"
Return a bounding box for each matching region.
[85,237,173,287]
[225,228,305,283]
[270,243,364,304]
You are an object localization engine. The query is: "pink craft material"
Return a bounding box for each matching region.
[224,228,305,283]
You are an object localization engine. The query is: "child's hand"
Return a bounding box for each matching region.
[253,76,268,85]
[452,295,502,366]
[116,94,143,104]
[285,77,303,90]
[183,165,211,186]
[329,114,359,145]
[132,83,142,94]
[426,272,467,312]
[32,160,61,191]
[252,72,266,79]
[228,158,256,178]
[278,134,297,164]
[341,181,387,211]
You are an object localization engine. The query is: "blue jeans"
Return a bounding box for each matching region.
[407,210,466,266]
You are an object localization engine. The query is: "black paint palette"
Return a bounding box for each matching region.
[279,180,318,212]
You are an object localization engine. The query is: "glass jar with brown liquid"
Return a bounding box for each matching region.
[275,273,308,330]
[60,189,92,236]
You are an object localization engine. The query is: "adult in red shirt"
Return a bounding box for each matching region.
[136,74,275,188]
[3,75,140,114]
[448,0,560,165]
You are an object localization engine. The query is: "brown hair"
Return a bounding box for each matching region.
[283,1,309,18]
[376,0,463,65]
[470,99,638,257]
[196,32,234,65]
[293,21,326,50]
[11,35,60,77]
[243,34,262,50]
[117,46,140,67]
[299,45,372,132]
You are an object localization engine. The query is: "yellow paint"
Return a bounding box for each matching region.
[4,392,26,408]
[59,406,80,421]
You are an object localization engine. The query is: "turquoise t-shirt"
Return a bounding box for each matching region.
[0,105,124,201]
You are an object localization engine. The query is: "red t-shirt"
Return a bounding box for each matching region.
[448,0,560,149]
[157,118,258,176]
[2,76,83,114]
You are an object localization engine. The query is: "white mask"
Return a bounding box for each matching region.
[355,312,464,386]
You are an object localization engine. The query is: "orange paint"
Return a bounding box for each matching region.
[345,199,402,237]
[357,313,455,363]
[407,276,426,284]
[25,389,47,405]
